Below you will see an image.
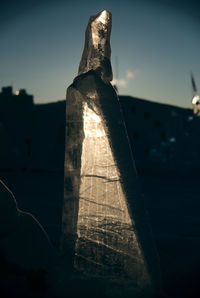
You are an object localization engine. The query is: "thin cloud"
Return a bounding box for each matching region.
[112,78,128,87]
[112,69,140,88]
[126,69,139,79]
[126,70,134,79]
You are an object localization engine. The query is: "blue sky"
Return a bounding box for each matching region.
[1,0,200,108]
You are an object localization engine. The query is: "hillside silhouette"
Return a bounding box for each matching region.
[0,86,200,297]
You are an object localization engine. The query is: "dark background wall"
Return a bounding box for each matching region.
[0,86,200,297]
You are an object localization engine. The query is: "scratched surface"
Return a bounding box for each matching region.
[60,72,161,293]
[61,9,160,294]
[75,101,145,280]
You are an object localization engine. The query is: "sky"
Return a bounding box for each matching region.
[0,0,200,108]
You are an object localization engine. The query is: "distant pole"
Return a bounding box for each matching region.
[11,80,14,93]
[114,56,119,93]
[115,56,119,80]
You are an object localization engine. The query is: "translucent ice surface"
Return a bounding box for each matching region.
[78,10,113,83]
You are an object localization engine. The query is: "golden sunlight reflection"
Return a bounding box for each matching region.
[73,102,147,279]
[83,104,104,137]
[98,10,107,25]
[79,102,132,225]
[15,91,19,95]
[91,11,108,50]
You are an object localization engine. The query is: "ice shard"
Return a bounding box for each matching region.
[78,10,112,83]
[61,10,161,295]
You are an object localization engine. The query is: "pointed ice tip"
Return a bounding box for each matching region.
[78,10,113,83]
[98,10,109,24]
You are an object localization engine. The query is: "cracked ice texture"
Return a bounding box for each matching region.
[61,72,160,291]
[78,10,113,83]
[61,10,161,294]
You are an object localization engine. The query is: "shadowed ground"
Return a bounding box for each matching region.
[1,169,199,297]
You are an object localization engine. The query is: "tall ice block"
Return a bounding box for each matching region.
[61,10,161,295]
